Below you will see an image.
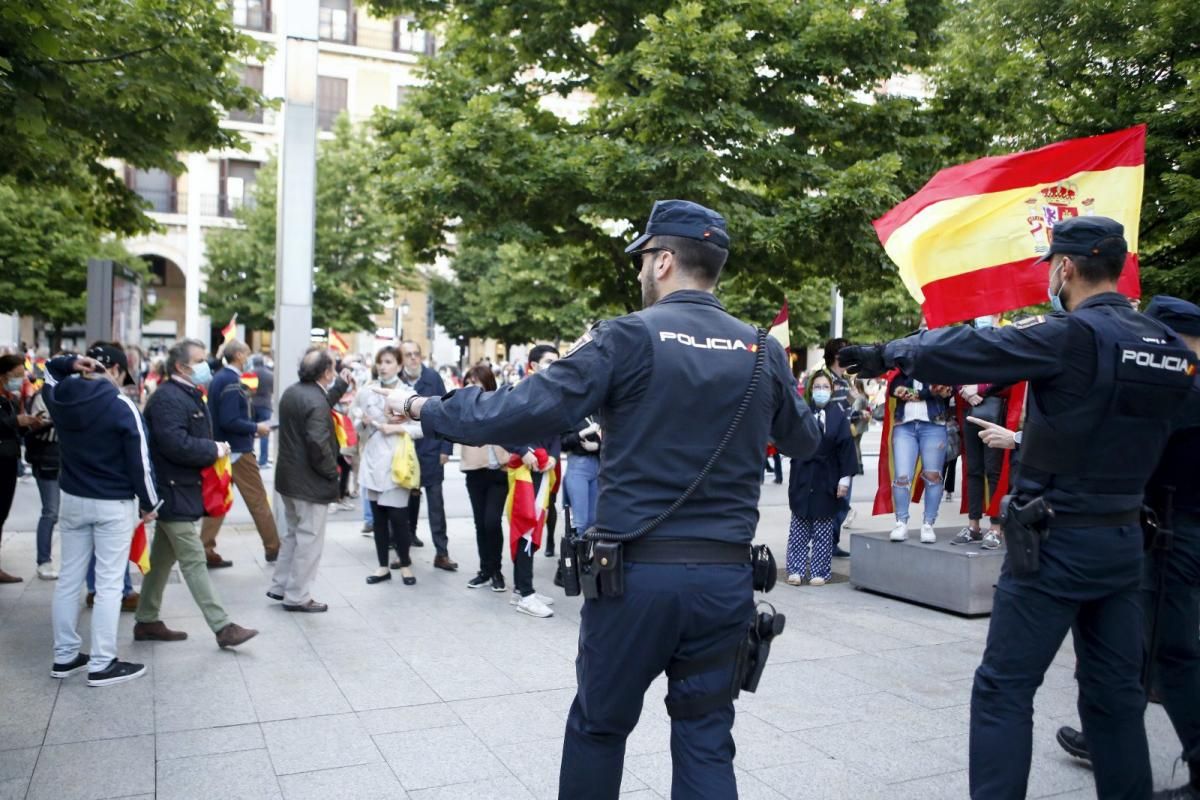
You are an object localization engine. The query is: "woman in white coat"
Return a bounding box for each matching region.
[353,346,422,585]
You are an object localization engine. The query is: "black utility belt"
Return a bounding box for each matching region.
[622,539,752,565]
[1046,509,1140,529]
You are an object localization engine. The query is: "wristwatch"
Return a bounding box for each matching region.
[1013,430,1023,446]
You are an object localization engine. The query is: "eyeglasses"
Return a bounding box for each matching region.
[628,246,675,270]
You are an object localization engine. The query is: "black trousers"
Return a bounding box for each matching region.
[514,539,535,596]
[337,454,352,499]
[408,482,449,555]
[465,469,506,577]
[963,417,1004,524]
[370,501,411,568]
[0,456,17,546]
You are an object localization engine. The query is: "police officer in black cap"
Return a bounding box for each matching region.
[1055,295,1200,800]
[388,199,820,799]
[838,215,1198,799]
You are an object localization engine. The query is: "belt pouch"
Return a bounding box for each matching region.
[594,541,624,597]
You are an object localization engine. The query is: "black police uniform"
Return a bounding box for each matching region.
[419,289,819,798]
[857,292,1196,799]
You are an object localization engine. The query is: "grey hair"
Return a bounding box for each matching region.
[166,338,207,377]
[298,348,334,383]
[222,339,250,364]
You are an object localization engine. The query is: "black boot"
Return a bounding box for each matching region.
[544,535,555,558]
[1055,726,1090,765]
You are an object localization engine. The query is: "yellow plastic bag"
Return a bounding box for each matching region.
[391,433,421,489]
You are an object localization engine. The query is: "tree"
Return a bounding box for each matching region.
[0,180,136,350]
[0,0,264,235]
[369,0,949,320]
[203,117,416,333]
[930,0,1200,302]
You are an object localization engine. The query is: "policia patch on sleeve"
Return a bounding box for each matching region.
[1011,315,1046,330]
[564,329,595,358]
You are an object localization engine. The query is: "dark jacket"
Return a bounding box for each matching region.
[275,378,347,503]
[888,373,949,424]
[252,364,274,412]
[0,392,20,461]
[788,401,857,520]
[209,365,258,454]
[24,391,60,473]
[43,356,158,511]
[402,366,452,484]
[561,417,602,457]
[142,378,220,522]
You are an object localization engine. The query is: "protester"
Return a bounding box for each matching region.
[459,366,509,592]
[0,354,29,583]
[134,339,258,648]
[251,352,274,467]
[561,416,602,540]
[268,348,349,612]
[25,382,61,579]
[398,341,457,570]
[824,338,871,556]
[887,372,951,543]
[44,344,158,686]
[525,345,562,558]
[952,372,1008,549]
[785,370,856,586]
[202,339,279,568]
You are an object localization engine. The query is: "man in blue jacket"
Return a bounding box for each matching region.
[44,343,158,687]
[200,340,279,568]
[398,341,457,571]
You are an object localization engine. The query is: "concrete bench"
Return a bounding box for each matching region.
[848,528,1005,616]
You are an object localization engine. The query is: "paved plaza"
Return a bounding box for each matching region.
[0,434,1186,799]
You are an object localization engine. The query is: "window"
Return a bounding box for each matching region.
[232,0,270,32]
[220,160,260,216]
[396,85,410,108]
[126,168,180,214]
[228,65,264,123]
[317,76,348,131]
[393,17,426,53]
[319,0,353,44]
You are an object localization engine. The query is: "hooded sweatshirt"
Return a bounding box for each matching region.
[43,355,158,511]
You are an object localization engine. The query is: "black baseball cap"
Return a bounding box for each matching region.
[1034,215,1127,264]
[1145,295,1200,336]
[86,344,129,375]
[624,199,730,254]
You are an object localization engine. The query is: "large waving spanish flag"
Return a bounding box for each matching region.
[505,450,557,560]
[875,125,1145,327]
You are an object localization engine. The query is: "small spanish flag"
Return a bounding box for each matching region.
[329,329,349,355]
[129,522,151,575]
[240,371,259,392]
[767,302,789,352]
[874,125,1145,327]
[221,314,238,345]
[200,454,235,517]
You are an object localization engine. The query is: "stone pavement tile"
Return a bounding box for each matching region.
[319,650,440,712]
[818,652,972,709]
[374,724,512,791]
[490,736,647,800]
[278,762,409,800]
[768,629,860,663]
[733,769,789,800]
[262,712,382,775]
[403,653,522,703]
[407,776,535,800]
[731,714,830,771]
[1026,754,1094,798]
[156,722,265,761]
[815,607,967,648]
[748,659,879,705]
[530,688,576,720]
[449,694,566,749]
[885,639,994,675]
[615,792,661,799]
[44,677,155,745]
[0,747,38,800]
[153,659,258,733]
[156,747,282,800]
[793,723,963,784]
[741,689,938,734]
[623,706,673,757]
[887,768,971,799]
[356,703,461,737]
[240,658,352,722]
[27,734,155,800]
[752,757,890,800]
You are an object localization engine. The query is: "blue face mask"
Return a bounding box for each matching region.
[1047,262,1066,313]
[5,377,21,394]
[974,316,994,329]
[189,360,212,387]
[812,389,832,407]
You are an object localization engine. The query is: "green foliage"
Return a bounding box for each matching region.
[369,0,949,331]
[930,0,1200,303]
[843,271,924,343]
[202,117,415,333]
[0,0,265,235]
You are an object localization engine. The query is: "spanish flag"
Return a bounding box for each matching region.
[329,329,349,355]
[239,371,259,392]
[874,125,1145,327]
[129,522,151,575]
[767,302,789,352]
[505,449,557,560]
[200,454,235,517]
[221,314,238,345]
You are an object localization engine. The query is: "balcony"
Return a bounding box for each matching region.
[232,3,272,33]
[201,193,257,218]
[318,16,433,55]
[228,105,265,124]
[137,190,186,215]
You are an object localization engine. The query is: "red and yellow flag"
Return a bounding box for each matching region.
[221,314,239,345]
[505,449,557,560]
[329,329,349,355]
[200,454,234,517]
[239,371,259,392]
[767,302,789,352]
[874,125,1145,327]
[129,522,151,575]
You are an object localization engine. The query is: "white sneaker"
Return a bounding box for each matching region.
[920,524,937,544]
[786,574,802,586]
[36,562,59,580]
[843,508,857,529]
[510,590,554,606]
[515,594,554,618]
[809,576,826,587]
[890,521,909,542]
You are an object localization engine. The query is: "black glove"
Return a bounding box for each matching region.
[837,344,888,378]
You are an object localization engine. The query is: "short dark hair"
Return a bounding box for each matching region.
[375,345,400,366]
[824,338,850,367]
[298,348,334,383]
[651,234,729,285]
[528,344,558,366]
[166,339,206,377]
[1067,243,1125,284]
[0,354,23,375]
[465,365,497,391]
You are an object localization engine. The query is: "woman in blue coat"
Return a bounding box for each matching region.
[786,370,858,586]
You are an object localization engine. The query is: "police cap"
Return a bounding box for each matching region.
[1034,215,1127,264]
[624,199,730,254]
[1145,295,1200,336]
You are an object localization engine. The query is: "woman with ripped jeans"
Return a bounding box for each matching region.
[888,373,952,544]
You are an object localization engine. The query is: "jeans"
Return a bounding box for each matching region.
[87,554,133,596]
[53,492,137,672]
[363,494,374,526]
[33,467,60,565]
[254,405,272,465]
[891,420,947,525]
[136,519,231,633]
[563,454,600,535]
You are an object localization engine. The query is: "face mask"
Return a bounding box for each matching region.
[380,374,399,386]
[974,316,994,329]
[1047,261,1066,314]
[5,377,21,393]
[812,389,832,407]
[189,361,212,387]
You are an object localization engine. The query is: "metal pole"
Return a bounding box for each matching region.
[829,284,844,339]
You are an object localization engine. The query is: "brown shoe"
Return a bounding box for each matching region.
[207,554,233,569]
[282,600,328,613]
[133,621,188,641]
[121,592,140,613]
[433,554,458,572]
[0,569,23,584]
[215,623,259,648]
[264,548,279,563]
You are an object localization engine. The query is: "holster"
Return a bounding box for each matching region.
[562,538,625,599]
[1000,495,1053,578]
[560,533,583,597]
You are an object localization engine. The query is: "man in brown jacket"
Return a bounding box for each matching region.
[267,349,349,613]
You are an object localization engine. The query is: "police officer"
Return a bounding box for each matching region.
[838,216,1198,800]
[1054,295,1200,800]
[388,199,820,799]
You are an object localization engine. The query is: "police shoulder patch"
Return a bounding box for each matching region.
[564,329,595,358]
[1012,315,1046,330]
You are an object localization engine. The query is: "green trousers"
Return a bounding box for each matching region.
[135,518,231,633]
